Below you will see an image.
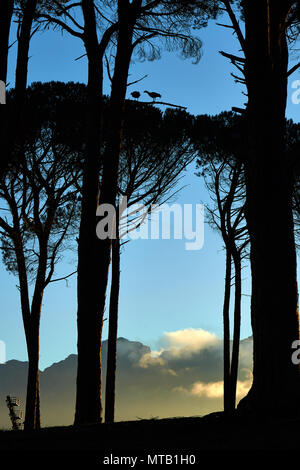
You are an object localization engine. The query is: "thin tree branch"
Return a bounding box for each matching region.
[127,99,187,109]
[287,61,300,76]
[48,270,77,284]
[222,0,246,52]
[127,74,148,87]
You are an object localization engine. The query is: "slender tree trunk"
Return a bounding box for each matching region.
[0,0,13,172]
[14,0,37,133]
[0,0,13,177]
[223,249,232,415]
[105,222,121,424]
[95,0,137,319]
[74,57,104,425]
[36,370,40,427]
[74,0,105,426]
[238,1,300,416]
[24,243,48,430]
[74,99,104,422]
[24,321,40,429]
[14,0,37,106]
[9,0,37,173]
[14,235,44,430]
[229,249,241,413]
[15,239,31,341]
[0,0,13,83]
[75,0,137,425]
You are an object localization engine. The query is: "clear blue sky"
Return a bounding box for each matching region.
[1,16,299,370]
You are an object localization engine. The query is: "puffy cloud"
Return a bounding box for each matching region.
[135,328,253,406]
[117,337,150,363]
[159,328,219,352]
[191,381,224,398]
[137,328,223,378]
[175,375,252,400]
[138,352,166,368]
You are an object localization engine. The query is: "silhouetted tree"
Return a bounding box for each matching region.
[194,110,248,414]
[39,0,218,424]
[0,83,82,430]
[90,0,218,426]
[217,0,300,417]
[196,110,300,415]
[202,158,248,414]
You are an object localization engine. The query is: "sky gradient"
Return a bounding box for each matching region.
[1,15,299,371]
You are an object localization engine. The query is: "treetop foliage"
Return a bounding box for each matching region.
[27,0,220,64]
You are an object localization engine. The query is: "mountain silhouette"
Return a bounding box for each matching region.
[0,336,252,429]
[0,338,150,428]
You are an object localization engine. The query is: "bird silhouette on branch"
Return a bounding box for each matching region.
[129,90,187,110]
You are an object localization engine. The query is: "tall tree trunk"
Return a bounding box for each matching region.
[105,223,121,424]
[75,0,137,425]
[0,0,13,83]
[15,235,44,430]
[24,321,40,430]
[74,0,105,426]
[229,249,241,413]
[9,0,37,173]
[14,0,37,136]
[74,69,104,423]
[24,243,47,430]
[0,0,13,177]
[223,249,232,415]
[238,1,300,416]
[14,0,37,106]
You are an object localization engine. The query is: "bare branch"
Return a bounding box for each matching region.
[287,61,300,76]
[219,51,245,63]
[127,74,148,87]
[127,99,187,109]
[48,270,77,284]
[221,0,246,52]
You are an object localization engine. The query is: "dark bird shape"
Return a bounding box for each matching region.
[144,90,161,101]
[131,91,141,100]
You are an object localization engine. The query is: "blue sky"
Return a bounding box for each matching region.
[1,15,300,370]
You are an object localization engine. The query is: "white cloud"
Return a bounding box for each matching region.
[138,352,166,368]
[191,380,224,398]
[175,375,252,400]
[136,329,253,406]
[160,328,220,352]
[140,328,221,365]
[137,330,253,377]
